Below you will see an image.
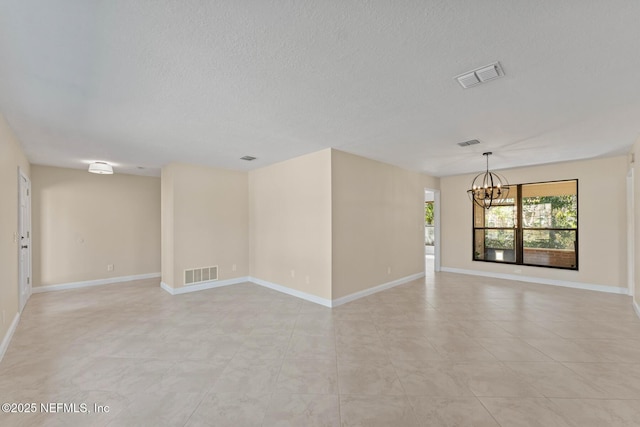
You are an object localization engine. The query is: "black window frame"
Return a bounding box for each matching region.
[472,179,578,271]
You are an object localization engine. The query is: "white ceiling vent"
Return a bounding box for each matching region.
[456,72,480,89]
[455,62,504,89]
[457,139,481,147]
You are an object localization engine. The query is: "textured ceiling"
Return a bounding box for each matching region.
[1,1,639,177]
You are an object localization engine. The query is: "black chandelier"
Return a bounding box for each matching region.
[467,152,511,209]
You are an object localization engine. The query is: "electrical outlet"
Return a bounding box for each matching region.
[305,275,310,284]
[232,264,237,272]
[290,270,295,278]
[2,310,5,325]
[387,266,392,275]
[107,264,114,272]
[514,269,522,274]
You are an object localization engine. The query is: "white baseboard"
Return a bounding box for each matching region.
[0,312,20,363]
[331,272,425,307]
[161,273,425,308]
[161,275,332,306]
[440,267,629,295]
[634,299,640,320]
[32,272,161,293]
[161,276,249,295]
[248,277,332,307]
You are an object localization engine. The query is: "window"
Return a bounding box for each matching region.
[473,179,578,269]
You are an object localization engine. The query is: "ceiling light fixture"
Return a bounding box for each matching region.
[88,162,114,174]
[467,152,510,209]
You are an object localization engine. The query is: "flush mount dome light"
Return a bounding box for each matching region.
[88,162,113,174]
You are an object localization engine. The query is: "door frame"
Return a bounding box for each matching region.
[628,167,635,298]
[18,167,32,312]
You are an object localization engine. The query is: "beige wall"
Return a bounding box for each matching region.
[31,166,160,286]
[440,156,628,289]
[331,149,429,299]
[161,163,249,288]
[0,115,30,342]
[249,149,332,300]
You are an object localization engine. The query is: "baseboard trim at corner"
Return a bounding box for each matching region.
[32,273,161,293]
[440,267,629,295]
[633,299,640,320]
[161,276,250,295]
[248,277,332,308]
[0,312,20,363]
[331,272,425,307]
[160,281,174,295]
[161,272,425,307]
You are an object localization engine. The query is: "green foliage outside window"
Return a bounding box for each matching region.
[484,204,515,228]
[425,202,434,225]
[522,195,577,228]
[484,230,515,249]
[523,195,577,249]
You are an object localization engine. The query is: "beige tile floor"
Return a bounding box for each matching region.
[1,261,640,426]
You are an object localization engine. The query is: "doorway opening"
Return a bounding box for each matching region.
[425,189,440,275]
[18,168,32,312]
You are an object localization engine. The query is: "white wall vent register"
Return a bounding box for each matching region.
[184,266,218,285]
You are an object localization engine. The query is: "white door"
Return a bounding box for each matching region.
[18,170,31,312]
